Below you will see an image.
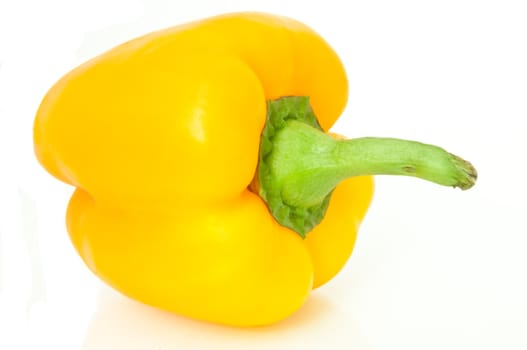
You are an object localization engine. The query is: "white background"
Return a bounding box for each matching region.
[1,0,526,349]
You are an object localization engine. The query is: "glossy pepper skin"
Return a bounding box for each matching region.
[34,12,373,326]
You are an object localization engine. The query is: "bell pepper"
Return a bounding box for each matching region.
[33,12,477,326]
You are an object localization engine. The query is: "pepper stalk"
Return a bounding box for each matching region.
[252,96,477,237]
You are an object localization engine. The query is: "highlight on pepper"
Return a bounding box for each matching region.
[33,12,477,326]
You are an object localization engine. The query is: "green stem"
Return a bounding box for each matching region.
[255,96,477,237]
[272,120,477,208]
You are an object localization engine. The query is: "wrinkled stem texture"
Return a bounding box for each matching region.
[255,96,477,236]
[272,121,477,208]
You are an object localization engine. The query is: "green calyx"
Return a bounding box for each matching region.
[253,96,477,238]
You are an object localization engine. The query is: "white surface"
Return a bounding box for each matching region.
[1,0,526,349]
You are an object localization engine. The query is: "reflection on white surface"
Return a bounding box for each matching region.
[83,288,370,350]
[19,188,47,313]
[0,186,45,307]
[0,185,43,349]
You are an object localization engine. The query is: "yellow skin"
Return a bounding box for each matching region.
[34,13,374,326]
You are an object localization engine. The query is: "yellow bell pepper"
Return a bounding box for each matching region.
[33,12,476,326]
